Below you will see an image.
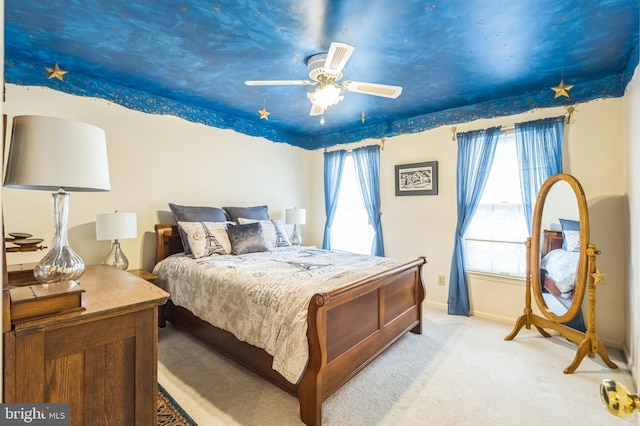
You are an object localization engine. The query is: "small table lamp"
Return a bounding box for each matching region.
[96,212,137,270]
[285,208,306,246]
[4,115,110,283]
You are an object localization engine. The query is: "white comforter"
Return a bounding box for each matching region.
[541,248,580,297]
[153,247,400,383]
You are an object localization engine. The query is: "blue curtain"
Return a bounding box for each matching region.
[448,127,502,316]
[322,149,347,250]
[353,145,384,257]
[515,116,564,233]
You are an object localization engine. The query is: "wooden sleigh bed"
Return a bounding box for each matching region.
[154,224,426,425]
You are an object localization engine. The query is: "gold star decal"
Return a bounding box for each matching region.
[591,268,605,285]
[258,107,270,120]
[551,79,574,98]
[46,63,68,81]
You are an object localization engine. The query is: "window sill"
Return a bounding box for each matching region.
[467,270,526,286]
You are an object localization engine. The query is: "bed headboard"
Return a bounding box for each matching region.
[542,230,563,257]
[154,224,183,264]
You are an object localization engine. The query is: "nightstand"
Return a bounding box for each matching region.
[128,268,158,284]
[3,265,169,424]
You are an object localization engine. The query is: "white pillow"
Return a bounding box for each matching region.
[563,230,580,252]
[237,218,291,247]
[178,221,233,258]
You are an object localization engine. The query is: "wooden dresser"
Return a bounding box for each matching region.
[3,264,169,425]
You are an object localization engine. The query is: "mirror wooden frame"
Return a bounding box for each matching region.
[505,173,618,373]
[531,174,588,324]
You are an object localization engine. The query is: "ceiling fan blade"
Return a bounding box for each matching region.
[309,103,324,116]
[342,81,403,99]
[245,80,313,86]
[323,42,355,77]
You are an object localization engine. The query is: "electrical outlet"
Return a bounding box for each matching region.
[437,275,445,286]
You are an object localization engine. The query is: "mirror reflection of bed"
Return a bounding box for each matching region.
[539,228,585,331]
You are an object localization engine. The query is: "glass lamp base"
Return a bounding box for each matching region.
[104,240,129,270]
[290,225,302,246]
[34,247,85,283]
[34,190,85,283]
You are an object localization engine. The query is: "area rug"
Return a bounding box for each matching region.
[158,383,198,426]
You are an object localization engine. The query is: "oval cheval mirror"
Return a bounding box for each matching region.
[505,173,618,374]
[532,175,586,326]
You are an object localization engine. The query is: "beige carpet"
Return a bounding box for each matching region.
[158,308,636,425]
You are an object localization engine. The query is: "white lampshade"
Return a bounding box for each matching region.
[96,212,138,241]
[285,208,306,225]
[4,115,110,192]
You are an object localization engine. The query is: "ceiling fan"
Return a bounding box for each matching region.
[245,42,402,121]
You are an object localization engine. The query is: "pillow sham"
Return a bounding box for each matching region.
[238,218,291,247]
[226,222,270,255]
[563,230,580,252]
[223,205,269,223]
[178,221,233,258]
[169,203,229,254]
[559,218,580,252]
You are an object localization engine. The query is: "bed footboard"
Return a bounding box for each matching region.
[298,257,427,425]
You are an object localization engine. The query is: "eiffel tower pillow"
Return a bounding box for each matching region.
[178,221,233,258]
[169,203,229,255]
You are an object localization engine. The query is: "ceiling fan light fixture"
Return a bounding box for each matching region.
[245,41,402,119]
[307,84,343,113]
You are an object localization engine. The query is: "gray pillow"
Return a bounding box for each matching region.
[226,222,270,255]
[223,205,269,223]
[169,203,229,255]
[237,218,291,247]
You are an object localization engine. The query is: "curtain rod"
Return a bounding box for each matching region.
[451,106,575,141]
[324,138,385,153]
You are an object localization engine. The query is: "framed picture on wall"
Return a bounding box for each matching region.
[395,161,438,196]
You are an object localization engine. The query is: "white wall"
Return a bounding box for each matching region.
[624,65,640,385]
[2,85,310,271]
[1,0,5,401]
[308,99,627,348]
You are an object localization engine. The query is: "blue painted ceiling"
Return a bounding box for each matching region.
[4,1,639,150]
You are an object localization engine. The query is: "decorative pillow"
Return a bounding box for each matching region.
[222,205,269,223]
[559,218,580,251]
[178,221,233,258]
[238,218,291,247]
[169,203,229,255]
[226,222,270,255]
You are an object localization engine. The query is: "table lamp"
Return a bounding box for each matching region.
[285,208,306,246]
[96,211,137,270]
[3,115,110,283]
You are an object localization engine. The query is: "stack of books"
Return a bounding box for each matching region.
[9,281,85,322]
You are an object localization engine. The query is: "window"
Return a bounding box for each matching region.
[330,154,374,254]
[464,133,528,276]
